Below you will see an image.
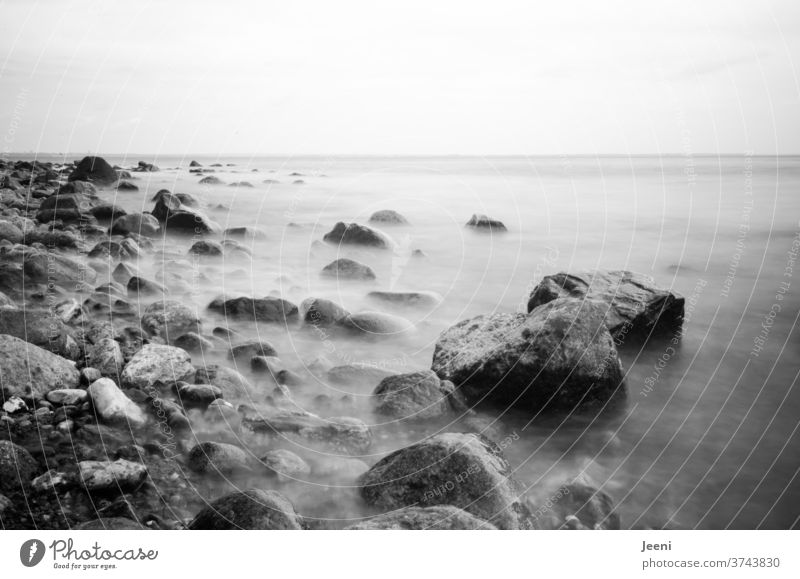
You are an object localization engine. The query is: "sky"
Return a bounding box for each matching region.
[0,0,798,155]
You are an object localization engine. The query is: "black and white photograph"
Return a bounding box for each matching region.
[0,0,798,576]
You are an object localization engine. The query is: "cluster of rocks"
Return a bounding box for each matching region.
[0,155,686,530]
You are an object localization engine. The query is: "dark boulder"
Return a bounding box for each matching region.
[68,156,118,186]
[321,258,376,281]
[322,222,393,249]
[373,370,463,420]
[431,298,624,414]
[0,334,80,397]
[110,213,160,237]
[36,193,95,222]
[527,270,685,342]
[0,309,79,359]
[465,214,507,231]
[188,489,302,530]
[208,296,298,324]
[359,432,530,529]
[301,297,349,327]
[0,441,40,493]
[188,240,223,256]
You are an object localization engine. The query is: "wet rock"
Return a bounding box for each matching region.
[78,459,147,491]
[373,370,462,420]
[110,213,160,237]
[0,334,80,397]
[87,378,147,428]
[228,340,278,362]
[112,262,139,285]
[134,161,159,172]
[36,193,95,222]
[189,160,202,167]
[127,276,167,297]
[164,209,220,235]
[0,441,39,493]
[90,201,126,220]
[84,337,125,379]
[88,239,139,260]
[194,363,253,399]
[322,221,393,249]
[176,383,222,407]
[336,311,414,337]
[59,180,98,195]
[360,432,530,529]
[69,156,119,186]
[527,270,685,342]
[0,308,80,359]
[431,298,624,414]
[46,389,89,406]
[174,332,213,354]
[301,297,350,327]
[348,505,496,530]
[259,449,311,481]
[115,180,138,191]
[0,220,23,243]
[368,209,409,225]
[187,441,250,475]
[366,290,442,309]
[465,214,507,231]
[188,489,302,530]
[532,478,620,530]
[198,175,223,185]
[188,240,223,256]
[208,296,299,324]
[140,300,202,343]
[19,246,97,288]
[320,258,376,281]
[120,344,195,390]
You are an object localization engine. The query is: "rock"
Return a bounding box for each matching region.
[532,478,621,530]
[194,364,253,399]
[229,340,278,362]
[20,246,97,287]
[336,311,414,337]
[368,209,409,225]
[527,270,685,342]
[244,413,372,455]
[0,493,13,514]
[322,222,393,249]
[0,291,17,310]
[31,470,72,493]
[188,240,223,256]
[127,276,167,297]
[188,489,302,530]
[359,432,529,529]
[75,517,144,530]
[366,290,442,309]
[174,332,213,354]
[301,298,350,327]
[112,262,139,285]
[0,309,79,359]
[0,334,80,397]
[78,459,147,491]
[465,214,507,231]
[164,209,219,235]
[189,160,202,167]
[91,201,126,220]
[59,180,98,195]
[115,180,138,191]
[223,226,266,240]
[348,505,495,530]
[134,161,159,172]
[87,378,147,428]
[120,344,195,390]
[0,441,39,493]
[187,441,250,475]
[326,363,396,386]
[88,239,138,260]
[140,300,202,343]
[110,213,160,237]
[46,389,89,406]
[320,258,376,281]
[0,220,23,243]
[198,175,223,185]
[69,156,119,186]
[431,298,625,414]
[259,449,311,481]
[208,296,298,324]
[2,396,28,414]
[84,338,125,379]
[150,191,182,221]
[176,383,222,407]
[373,370,462,420]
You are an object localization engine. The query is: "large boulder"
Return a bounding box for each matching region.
[320,258,376,281]
[17,247,97,289]
[348,505,495,530]
[84,337,125,379]
[140,301,201,343]
[244,412,371,455]
[163,209,220,235]
[301,298,349,327]
[35,193,95,222]
[208,296,298,324]
[0,334,80,397]
[0,441,39,493]
[359,432,530,529]
[120,344,195,390]
[431,298,625,414]
[69,156,119,186]
[188,489,302,530]
[187,442,250,475]
[110,213,160,237]
[194,363,253,399]
[527,270,685,342]
[373,370,463,420]
[87,377,147,428]
[322,222,393,249]
[0,309,79,359]
[336,311,414,337]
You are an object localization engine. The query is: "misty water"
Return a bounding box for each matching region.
[33,153,799,529]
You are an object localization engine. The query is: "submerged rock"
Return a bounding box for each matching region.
[366,290,442,309]
[120,344,195,390]
[0,309,79,359]
[244,412,371,455]
[208,296,299,324]
[301,297,350,327]
[336,311,414,337]
[187,441,250,475]
[465,214,507,231]
[188,489,302,530]
[110,213,160,237]
[0,334,80,397]
[259,449,311,481]
[527,270,685,342]
[84,337,125,379]
[228,340,278,362]
[368,209,409,225]
[322,222,393,249]
[431,298,624,414]
[194,363,253,399]
[140,300,201,342]
[531,478,621,530]
[320,258,376,281]
[348,506,496,530]
[373,370,463,420]
[359,432,530,529]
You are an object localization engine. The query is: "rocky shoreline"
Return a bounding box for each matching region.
[0,156,685,530]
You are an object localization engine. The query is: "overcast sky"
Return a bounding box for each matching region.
[1,0,798,155]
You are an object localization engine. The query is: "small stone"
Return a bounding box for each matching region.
[46,388,88,406]
[2,396,28,414]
